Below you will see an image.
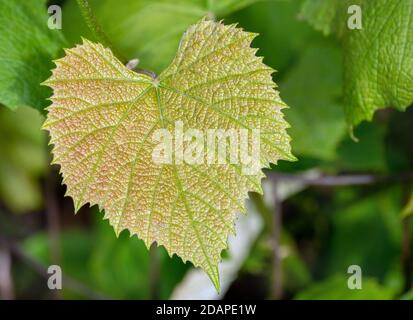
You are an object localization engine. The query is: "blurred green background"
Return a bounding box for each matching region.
[0,0,412,300]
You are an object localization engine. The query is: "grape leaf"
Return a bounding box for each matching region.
[43,19,294,289]
[300,0,413,127]
[63,0,271,73]
[0,0,66,111]
[0,106,47,212]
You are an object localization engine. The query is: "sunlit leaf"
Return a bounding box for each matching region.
[43,19,294,290]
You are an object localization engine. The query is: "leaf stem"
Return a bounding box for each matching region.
[76,0,126,63]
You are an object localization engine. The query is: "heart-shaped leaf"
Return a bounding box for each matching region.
[43,19,294,290]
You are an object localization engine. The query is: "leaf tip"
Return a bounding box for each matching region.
[348,125,359,142]
[73,200,84,214]
[208,266,221,293]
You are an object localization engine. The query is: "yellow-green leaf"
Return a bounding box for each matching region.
[43,19,294,290]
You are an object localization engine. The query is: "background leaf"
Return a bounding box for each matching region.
[300,0,413,126]
[299,0,353,37]
[0,0,66,111]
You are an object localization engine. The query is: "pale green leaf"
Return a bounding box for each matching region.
[295,275,394,300]
[43,20,294,290]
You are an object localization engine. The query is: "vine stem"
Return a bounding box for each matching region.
[76,0,126,63]
[45,167,61,299]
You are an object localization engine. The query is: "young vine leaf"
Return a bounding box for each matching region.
[300,0,413,127]
[43,19,294,290]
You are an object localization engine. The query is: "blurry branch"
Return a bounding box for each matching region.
[76,0,126,63]
[267,171,413,187]
[45,169,61,268]
[0,238,109,300]
[45,168,62,299]
[0,243,14,299]
[270,180,283,300]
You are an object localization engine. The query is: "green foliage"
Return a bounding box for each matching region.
[323,187,402,280]
[281,43,346,160]
[22,212,188,299]
[333,122,387,172]
[90,216,188,299]
[229,0,319,76]
[295,275,394,300]
[63,0,270,73]
[299,0,353,37]
[0,0,66,111]
[231,0,348,162]
[301,0,413,126]
[343,0,413,126]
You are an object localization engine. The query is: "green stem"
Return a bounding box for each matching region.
[76,0,126,63]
